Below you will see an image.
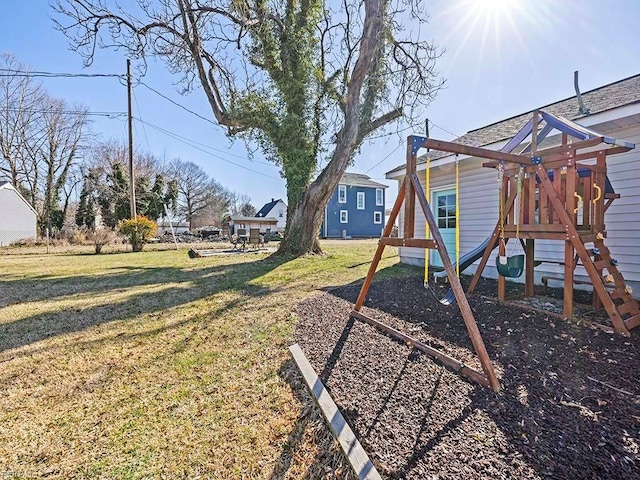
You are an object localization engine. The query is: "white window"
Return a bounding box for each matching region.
[376,188,383,206]
[340,210,348,223]
[357,192,365,210]
[374,211,382,224]
[338,185,347,203]
[278,209,284,218]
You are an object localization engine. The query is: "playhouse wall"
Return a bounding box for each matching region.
[395,123,640,297]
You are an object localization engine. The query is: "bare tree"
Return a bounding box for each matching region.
[0,54,91,235]
[168,158,226,228]
[0,54,44,188]
[53,0,442,255]
[227,192,254,217]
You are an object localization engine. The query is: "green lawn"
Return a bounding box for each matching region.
[0,241,402,478]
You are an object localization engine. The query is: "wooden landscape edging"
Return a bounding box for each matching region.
[288,344,382,480]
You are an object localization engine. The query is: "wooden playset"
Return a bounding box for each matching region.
[352,109,639,392]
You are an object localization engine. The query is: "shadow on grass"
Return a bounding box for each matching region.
[270,358,364,480]
[0,253,289,353]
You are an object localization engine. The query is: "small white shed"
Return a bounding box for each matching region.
[0,181,37,246]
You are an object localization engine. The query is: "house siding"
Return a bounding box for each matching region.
[393,122,640,297]
[260,200,287,232]
[0,187,37,246]
[323,185,385,237]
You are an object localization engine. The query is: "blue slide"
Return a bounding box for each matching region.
[429,236,495,306]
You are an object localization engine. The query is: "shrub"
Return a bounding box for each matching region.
[88,227,116,254]
[117,216,157,252]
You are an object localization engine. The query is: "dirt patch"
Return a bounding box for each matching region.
[293,275,640,479]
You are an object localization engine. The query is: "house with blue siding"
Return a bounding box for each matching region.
[321,172,388,238]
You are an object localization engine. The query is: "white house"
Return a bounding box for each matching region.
[256,198,287,232]
[229,215,279,234]
[0,181,37,246]
[385,74,640,295]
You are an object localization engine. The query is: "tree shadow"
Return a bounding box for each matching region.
[269,359,359,480]
[0,254,288,353]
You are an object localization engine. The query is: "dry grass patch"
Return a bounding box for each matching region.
[0,241,400,478]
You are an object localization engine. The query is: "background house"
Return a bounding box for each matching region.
[256,198,287,232]
[386,73,640,295]
[321,172,388,238]
[0,181,37,246]
[229,215,278,234]
[156,220,190,236]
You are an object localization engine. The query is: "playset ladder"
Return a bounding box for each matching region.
[587,237,640,333]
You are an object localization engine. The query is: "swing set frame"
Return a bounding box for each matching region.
[352,136,501,392]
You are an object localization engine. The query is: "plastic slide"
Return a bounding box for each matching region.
[429,236,495,306]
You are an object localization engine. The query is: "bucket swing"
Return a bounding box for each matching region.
[496,164,525,278]
[496,242,524,278]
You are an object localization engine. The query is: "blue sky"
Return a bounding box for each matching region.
[1,0,638,211]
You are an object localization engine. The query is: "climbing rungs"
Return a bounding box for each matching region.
[594,259,614,270]
[625,314,640,330]
[610,288,632,301]
[617,301,639,316]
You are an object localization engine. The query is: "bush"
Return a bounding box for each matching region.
[117,216,157,252]
[88,228,116,254]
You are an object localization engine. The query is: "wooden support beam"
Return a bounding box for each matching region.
[535,137,603,157]
[574,146,631,162]
[564,241,574,319]
[504,224,568,234]
[380,237,438,249]
[289,344,382,480]
[525,239,535,297]
[531,110,539,153]
[410,174,500,392]
[404,139,416,238]
[423,138,530,165]
[354,178,407,311]
[351,311,492,390]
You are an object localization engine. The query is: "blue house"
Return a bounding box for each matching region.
[321,172,388,238]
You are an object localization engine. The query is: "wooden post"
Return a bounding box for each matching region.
[411,174,500,392]
[404,138,416,238]
[525,239,535,297]
[564,241,574,319]
[354,178,407,311]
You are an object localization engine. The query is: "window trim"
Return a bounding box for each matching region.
[375,188,384,206]
[357,191,365,210]
[340,210,348,223]
[373,211,382,224]
[338,185,347,203]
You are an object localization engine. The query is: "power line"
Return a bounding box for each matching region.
[135,117,282,181]
[0,107,126,118]
[363,143,403,175]
[137,80,221,128]
[136,81,274,165]
[132,88,151,152]
[430,121,460,139]
[0,68,123,79]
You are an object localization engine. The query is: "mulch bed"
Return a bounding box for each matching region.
[293,274,640,479]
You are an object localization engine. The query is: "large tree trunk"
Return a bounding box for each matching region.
[277,0,386,257]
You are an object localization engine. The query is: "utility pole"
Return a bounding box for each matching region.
[127,59,137,219]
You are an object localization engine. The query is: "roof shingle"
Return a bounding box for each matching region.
[387,73,640,174]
